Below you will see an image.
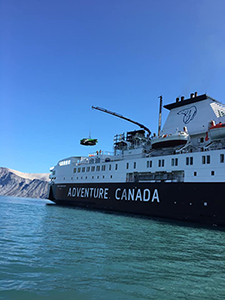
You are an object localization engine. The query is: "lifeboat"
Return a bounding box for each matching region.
[208,121,225,140]
[151,129,189,149]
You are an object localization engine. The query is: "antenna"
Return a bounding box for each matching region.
[92,106,151,136]
[158,96,163,136]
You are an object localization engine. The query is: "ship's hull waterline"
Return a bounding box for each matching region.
[48,182,225,226]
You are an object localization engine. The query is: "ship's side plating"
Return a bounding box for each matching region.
[49,181,225,225]
[48,93,225,226]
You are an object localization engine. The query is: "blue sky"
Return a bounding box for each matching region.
[1,0,225,173]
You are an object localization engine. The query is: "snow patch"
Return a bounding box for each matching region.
[8,168,50,181]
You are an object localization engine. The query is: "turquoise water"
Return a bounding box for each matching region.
[0,196,225,300]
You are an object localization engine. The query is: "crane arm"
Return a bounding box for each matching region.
[92,106,151,136]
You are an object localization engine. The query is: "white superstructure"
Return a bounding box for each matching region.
[49,93,225,186]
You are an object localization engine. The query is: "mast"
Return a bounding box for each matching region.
[92,106,151,136]
[158,95,163,136]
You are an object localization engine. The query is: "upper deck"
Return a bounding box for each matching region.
[49,93,225,185]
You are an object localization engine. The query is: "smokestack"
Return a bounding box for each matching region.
[176,97,179,103]
[181,96,184,102]
[195,92,198,97]
[190,93,194,98]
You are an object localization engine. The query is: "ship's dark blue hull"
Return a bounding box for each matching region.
[48,182,225,226]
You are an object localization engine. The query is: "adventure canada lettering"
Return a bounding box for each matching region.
[67,187,109,199]
[67,187,160,202]
[115,188,159,202]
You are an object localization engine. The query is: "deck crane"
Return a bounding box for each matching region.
[92,106,151,136]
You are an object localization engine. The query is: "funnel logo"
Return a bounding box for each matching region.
[177,106,197,124]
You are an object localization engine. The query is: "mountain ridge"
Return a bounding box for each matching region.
[0,167,49,199]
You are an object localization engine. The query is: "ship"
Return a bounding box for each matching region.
[48,92,225,226]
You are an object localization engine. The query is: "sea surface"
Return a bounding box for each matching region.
[1,196,225,300]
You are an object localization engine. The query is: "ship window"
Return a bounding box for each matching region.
[110,175,113,178]
[102,165,106,171]
[171,158,174,166]
[202,156,206,164]
[134,162,136,169]
[186,157,193,165]
[59,159,71,166]
[115,164,118,170]
[96,166,100,171]
[73,168,76,173]
[86,166,90,172]
[175,158,178,166]
[220,154,224,163]
[91,166,95,172]
[82,167,85,172]
[109,164,112,171]
[85,176,87,179]
[97,176,99,179]
[211,171,215,176]
[158,159,164,167]
[78,168,81,173]
[81,176,83,179]
[147,160,153,168]
[194,171,197,176]
[103,175,105,179]
[127,163,129,169]
[202,155,210,165]
[92,176,94,179]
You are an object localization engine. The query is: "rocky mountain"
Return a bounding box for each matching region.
[0,167,50,199]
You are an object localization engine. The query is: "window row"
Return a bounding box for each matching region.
[147,155,225,167]
[203,154,225,164]
[197,154,225,165]
[74,164,117,173]
[202,155,210,164]
[69,170,216,181]
[73,153,225,174]
[71,175,113,180]
[147,158,178,168]
[126,162,136,169]
[59,159,71,166]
